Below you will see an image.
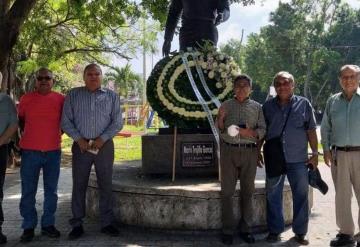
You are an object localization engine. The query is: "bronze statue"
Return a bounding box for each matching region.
[162,0,230,56]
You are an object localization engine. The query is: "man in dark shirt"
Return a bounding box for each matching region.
[261,71,318,245]
[162,0,230,56]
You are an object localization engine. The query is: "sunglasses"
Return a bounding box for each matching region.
[36,76,52,81]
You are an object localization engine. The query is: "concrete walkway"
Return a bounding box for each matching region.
[1,163,358,247]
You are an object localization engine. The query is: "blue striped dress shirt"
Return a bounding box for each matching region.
[61,87,123,141]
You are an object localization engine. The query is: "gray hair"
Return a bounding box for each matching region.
[339,64,360,77]
[273,71,295,86]
[234,74,253,87]
[83,63,102,77]
[35,67,53,78]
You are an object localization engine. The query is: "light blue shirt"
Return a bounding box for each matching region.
[263,95,316,163]
[321,88,360,151]
[0,93,18,136]
[61,87,123,141]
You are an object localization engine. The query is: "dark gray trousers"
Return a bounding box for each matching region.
[220,143,257,234]
[69,140,114,228]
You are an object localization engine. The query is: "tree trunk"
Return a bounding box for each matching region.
[0,0,37,90]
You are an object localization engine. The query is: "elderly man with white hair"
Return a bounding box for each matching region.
[321,64,360,247]
[0,72,18,244]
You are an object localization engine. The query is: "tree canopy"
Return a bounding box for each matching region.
[221,0,360,110]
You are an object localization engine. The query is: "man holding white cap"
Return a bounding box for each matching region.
[217,74,266,245]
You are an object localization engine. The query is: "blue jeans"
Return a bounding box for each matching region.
[266,162,309,235]
[19,150,60,229]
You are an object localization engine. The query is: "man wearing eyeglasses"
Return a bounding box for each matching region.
[18,68,64,242]
[0,72,18,244]
[321,65,360,247]
[261,71,318,245]
[217,74,266,245]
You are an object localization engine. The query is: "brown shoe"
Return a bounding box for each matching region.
[294,234,309,245]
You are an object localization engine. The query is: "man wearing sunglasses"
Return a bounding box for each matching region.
[18,68,64,242]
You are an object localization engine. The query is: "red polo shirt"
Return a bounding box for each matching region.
[18,91,65,151]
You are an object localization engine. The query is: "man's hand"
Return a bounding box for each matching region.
[308,153,319,169]
[92,137,105,150]
[324,150,332,167]
[257,152,264,168]
[162,40,171,57]
[215,12,224,26]
[217,106,226,130]
[77,138,90,153]
[239,128,257,139]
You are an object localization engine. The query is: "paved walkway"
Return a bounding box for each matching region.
[1,163,358,246]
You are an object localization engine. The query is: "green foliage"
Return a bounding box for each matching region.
[103,64,142,98]
[221,0,360,109]
[11,0,160,93]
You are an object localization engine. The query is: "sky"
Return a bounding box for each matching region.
[115,0,360,77]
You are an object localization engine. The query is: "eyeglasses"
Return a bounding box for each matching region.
[36,76,52,81]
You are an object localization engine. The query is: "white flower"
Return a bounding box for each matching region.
[208,71,215,79]
[201,62,207,69]
[219,55,224,60]
[216,82,222,88]
[221,72,227,78]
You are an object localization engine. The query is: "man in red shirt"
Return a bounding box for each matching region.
[18,68,64,243]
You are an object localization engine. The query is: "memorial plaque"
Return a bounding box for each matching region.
[181,142,214,168]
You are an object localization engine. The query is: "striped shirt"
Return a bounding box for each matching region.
[61,87,123,141]
[219,98,266,144]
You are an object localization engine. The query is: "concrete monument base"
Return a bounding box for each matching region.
[86,161,312,231]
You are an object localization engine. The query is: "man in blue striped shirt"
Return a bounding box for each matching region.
[61,63,123,240]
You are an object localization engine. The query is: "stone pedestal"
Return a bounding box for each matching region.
[142,133,218,176]
[86,161,313,231]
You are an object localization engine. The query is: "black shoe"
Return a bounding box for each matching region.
[100,224,119,237]
[20,228,34,243]
[330,233,354,246]
[68,225,84,240]
[357,240,360,247]
[41,225,60,238]
[294,234,309,245]
[0,232,6,244]
[221,234,233,245]
[239,232,255,244]
[266,233,281,243]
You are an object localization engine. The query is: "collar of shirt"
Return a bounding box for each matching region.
[340,87,360,99]
[84,87,107,93]
[275,94,295,108]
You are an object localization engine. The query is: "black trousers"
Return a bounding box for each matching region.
[69,140,115,228]
[0,145,8,228]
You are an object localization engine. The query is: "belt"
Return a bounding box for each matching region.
[333,146,360,152]
[224,142,257,148]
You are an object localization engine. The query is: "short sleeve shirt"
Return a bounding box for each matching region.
[262,95,316,163]
[18,91,65,151]
[0,93,18,136]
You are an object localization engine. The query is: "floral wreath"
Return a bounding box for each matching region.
[147,47,241,128]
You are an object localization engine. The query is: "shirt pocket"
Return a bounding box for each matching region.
[290,113,304,129]
[96,95,112,116]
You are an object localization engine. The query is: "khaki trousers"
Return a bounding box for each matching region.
[331,150,360,235]
[220,143,257,234]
